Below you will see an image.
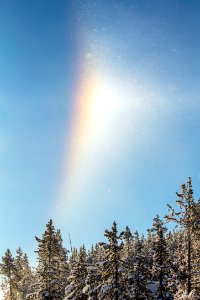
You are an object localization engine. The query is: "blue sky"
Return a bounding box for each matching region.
[1,0,200,264]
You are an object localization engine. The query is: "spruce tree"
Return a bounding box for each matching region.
[83,245,101,299]
[120,226,133,299]
[64,246,87,300]
[165,230,180,296]
[143,229,154,277]
[98,221,122,300]
[0,249,17,300]
[125,231,152,299]
[14,248,33,300]
[35,219,68,300]
[151,215,170,299]
[55,230,69,297]
[165,178,200,295]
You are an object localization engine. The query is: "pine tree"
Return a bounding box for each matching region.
[83,245,101,299]
[165,230,180,296]
[14,248,33,300]
[192,198,200,294]
[98,221,123,300]
[126,231,152,299]
[83,263,99,299]
[64,246,87,300]
[165,178,200,295]
[120,226,133,299]
[151,215,170,299]
[121,226,133,255]
[0,249,17,300]
[143,229,154,278]
[55,230,69,297]
[35,219,68,300]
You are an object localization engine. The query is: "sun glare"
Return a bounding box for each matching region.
[90,82,122,137]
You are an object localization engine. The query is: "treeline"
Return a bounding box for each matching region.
[1,178,200,300]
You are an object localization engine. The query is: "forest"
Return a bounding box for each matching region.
[0,177,200,300]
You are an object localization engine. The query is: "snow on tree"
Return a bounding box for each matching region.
[165,177,200,296]
[34,219,69,300]
[1,177,200,300]
[64,245,87,300]
[150,215,171,299]
[14,248,34,300]
[143,229,155,275]
[165,230,183,296]
[126,231,152,299]
[83,244,102,299]
[97,221,123,300]
[55,230,69,296]
[0,249,17,300]
[83,263,100,299]
[174,287,199,300]
[120,226,133,299]
[192,198,200,294]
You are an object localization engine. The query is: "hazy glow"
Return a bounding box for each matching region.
[93,83,121,119]
[57,68,125,210]
[88,80,122,142]
[55,8,175,219]
[56,55,162,215]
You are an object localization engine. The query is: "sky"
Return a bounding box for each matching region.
[1,0,200,265]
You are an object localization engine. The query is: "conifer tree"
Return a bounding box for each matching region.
[192,198,200,294]
[0,249,17,300]
[83,263,99,299]
[83,245,101,299]
[126,231,152,299]
[35,219,68,300]
[68,247,78,267]
[55,230,69,296]
[143,229,154,277]
[98,221,123,300]
[14,248,33,300]
[1,178,200,300]
[120,226,133,299]
[165,230,180,296]
[151,215,170,299]
[64,246,87,300]
[121,226,133,255]
[165,178,200,295]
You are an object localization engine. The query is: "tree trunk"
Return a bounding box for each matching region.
[9,267,14,300]
[187,237,191,294]
[114,252,119,300]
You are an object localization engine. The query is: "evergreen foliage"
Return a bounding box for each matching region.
[165,177,200,296]
[34,219,69,300]
[64,246,87,300]
[0,178,200,300]
[97,221,123,300]
[151,216,170,299]
[0,249,17,300]
[14,248,34,300]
